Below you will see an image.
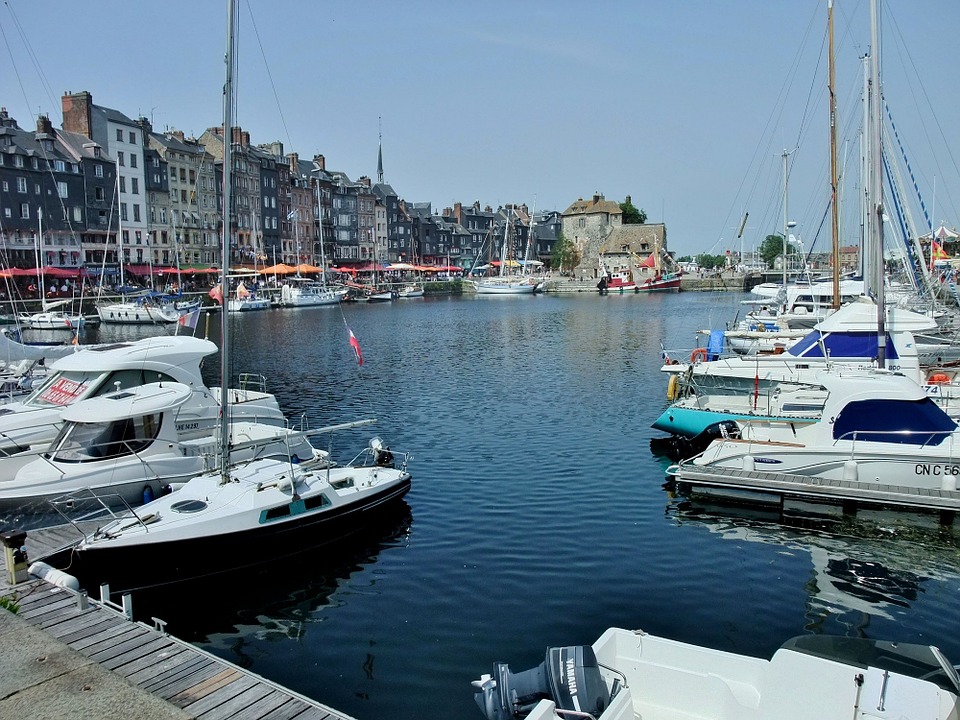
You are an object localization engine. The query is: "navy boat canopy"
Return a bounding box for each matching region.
[832,398,955,445]
[787,330,899,361]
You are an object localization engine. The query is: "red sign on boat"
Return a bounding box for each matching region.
[39,378,88,406]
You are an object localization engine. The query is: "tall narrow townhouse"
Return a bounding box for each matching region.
[62,92,148,275]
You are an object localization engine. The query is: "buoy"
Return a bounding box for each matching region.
[842,460,858,483]
[29,562,79,591]
[929,373,951,385]
[143,485,155,504]
[666,375,679,401]
[942,473,958,492]
[690,347,708,364]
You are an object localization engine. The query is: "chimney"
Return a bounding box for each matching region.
[35,114,54,137]
[454,202,463,224]
[313,154,325,171]
[241,131,250,147]
[170,129,185,142]
[359,176,371,188]
[592,193,600,205]
[231,126,243,145]
[286,152,299,172]
[62,91,93,138]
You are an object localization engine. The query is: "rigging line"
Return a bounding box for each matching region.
[3,1,59,121]
[883,0,960,221]
[243,0,293,149]
[885,101,930,230]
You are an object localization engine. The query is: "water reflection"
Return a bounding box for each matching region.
[668,496,960,633]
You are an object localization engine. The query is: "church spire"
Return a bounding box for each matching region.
[377,116,383,184]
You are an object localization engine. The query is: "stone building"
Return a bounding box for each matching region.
[561,193,623,275]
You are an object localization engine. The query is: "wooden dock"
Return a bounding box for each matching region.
[1,578,355,720]
[674,464,960,521]
[0,523,355,720]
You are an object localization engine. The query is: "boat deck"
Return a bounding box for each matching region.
[1,575,354,720]
[674,464,960,520]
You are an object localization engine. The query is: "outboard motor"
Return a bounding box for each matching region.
[472,645,611,720]
[650,420,741,462]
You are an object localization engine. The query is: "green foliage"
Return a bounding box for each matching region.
[423,280,463,295]
[551,232,582,271]
[695,253,727,270]
[758,234,799,267]
[619,198,647,224]
[0,593,19,614]
[677,255,693,264]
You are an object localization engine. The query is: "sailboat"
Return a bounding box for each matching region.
[476,211,536,295]
[46,0,412,592]
[634,236,681,293]
[19,210,83,331]
[278,203,346,307]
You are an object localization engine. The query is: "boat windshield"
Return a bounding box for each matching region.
[23,368,177,409]
[46,412,163,462]
[782,635,960,695]
[787,331,898,360]
[832,398,956,446]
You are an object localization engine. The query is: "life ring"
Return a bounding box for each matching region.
[666,374,679,401]
[929,372,951,385]
[690,348,708,364]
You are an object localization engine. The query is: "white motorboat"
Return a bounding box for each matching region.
[279,281,346,307]
[684,368,960,491]
[397,284,424,298]
[0,335,284,455]
[473,627,960,720]
[19,299,84,331]
[43,0,413,594]
[0,382,319,511]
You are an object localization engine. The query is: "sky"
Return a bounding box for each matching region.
[2,0,958,258]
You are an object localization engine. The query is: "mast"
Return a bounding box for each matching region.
[828,0,841,310]
[219,0,237,484]
[523,198,536,273]
[117,171,125,290]
[35,208,43,300]
[869,0,885,365]
[315,179,328,289]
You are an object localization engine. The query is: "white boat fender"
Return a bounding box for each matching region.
[842,460,858,483]
[742,455,755,471]
[942,473,958,492]
[29,561,79,591]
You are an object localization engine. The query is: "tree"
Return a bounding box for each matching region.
[619,198,647,224]
[551,232,581,272]
[758,234,798,268]
[695,253,727,270]
[677,255,693,264]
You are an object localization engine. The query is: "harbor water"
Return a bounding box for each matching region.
[9,291,960,720]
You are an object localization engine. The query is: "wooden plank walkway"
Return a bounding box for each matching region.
[675,464,960,517]
[0,578,355,720]
[0,520,101,593]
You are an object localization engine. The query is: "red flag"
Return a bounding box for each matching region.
[208,284,224,304]
[348,329,363,366]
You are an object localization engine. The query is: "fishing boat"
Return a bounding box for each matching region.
[634,240,682,293]
[0,381,316,511]
[472,626,960,720]
[43,0,412,592]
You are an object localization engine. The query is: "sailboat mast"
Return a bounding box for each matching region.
[35,209,43,298]
[316,179,328,289]
[219,0,237,484]
[117,172,125,290]
[828,0,841,310]
[869,0,885,365]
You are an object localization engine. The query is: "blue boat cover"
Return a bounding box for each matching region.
[707,330,725,361]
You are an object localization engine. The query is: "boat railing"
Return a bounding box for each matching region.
[835,428,959,454]
[237,372,268,393]
[48,488,147,537]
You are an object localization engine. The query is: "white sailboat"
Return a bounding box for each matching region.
[47,0,412,592]
[19,210,83,331]
[278,204,346,307]
[476,212,536,295]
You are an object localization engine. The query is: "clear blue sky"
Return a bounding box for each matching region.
[2,1,958,258]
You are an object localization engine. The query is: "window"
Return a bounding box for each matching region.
[0,181,6,192]
[129,131,136,145]
[20,203,29,219]
[3,208,9,218]
[54,160,65,172]
[116,128,123,142]
[131,178,139,195]
[73,206,82,222]
[119,176,126,193]
[152,173,160,184]
[152,156,159,167]
[95,163,104,178]
[135,230,142,244]
[57,181,68,198]
[95,187,105,201]
[35,184,40,194]
[14,155,23,168]
[120,203,128,222]
[159,207,166,223]
[130,153,137,168]
[118,152,124,166]
[133,204,141,222]
[16,177,26,193]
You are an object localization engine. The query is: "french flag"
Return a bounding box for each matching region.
[348,329,363,366]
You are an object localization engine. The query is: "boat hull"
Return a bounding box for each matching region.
[47,474,412,593]
[475,281,536,295]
